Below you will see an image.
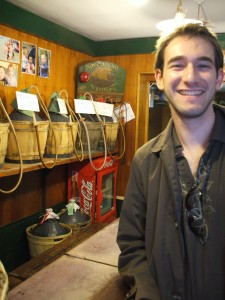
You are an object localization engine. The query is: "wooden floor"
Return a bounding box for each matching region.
[8,219,129,300]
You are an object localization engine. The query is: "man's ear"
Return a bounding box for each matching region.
[216,68,224,91]
[155,69,164,90]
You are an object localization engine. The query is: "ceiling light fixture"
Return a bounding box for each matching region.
[156,0,203,33]
[195,0,211,27]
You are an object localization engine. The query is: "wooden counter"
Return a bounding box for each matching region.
[8,219,128,300]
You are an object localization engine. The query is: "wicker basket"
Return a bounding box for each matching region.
[58,209,92,232]
[6,120,49,163]
[0,260,8,300]
[77,121,103,154]
[68,219,91,232]
[104,122,119,151]
[44,122,78,158]
[0,123,10,169]
[26,223,72,258]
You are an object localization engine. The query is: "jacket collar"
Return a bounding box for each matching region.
[151,118,174,154]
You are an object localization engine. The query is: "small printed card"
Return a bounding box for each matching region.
[57,98,68,115]
[74,99,114,117]
[16,91,40,112]
[113,102,135,123]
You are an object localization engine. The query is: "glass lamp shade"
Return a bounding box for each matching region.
[156,12,202,33]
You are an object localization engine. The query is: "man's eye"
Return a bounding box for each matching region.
[198,64,211,69]
[171,64,184,69]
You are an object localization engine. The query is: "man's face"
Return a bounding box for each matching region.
[155,36,224,119]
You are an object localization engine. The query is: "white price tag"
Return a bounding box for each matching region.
[74,99,114,117]
[74,99,94,114]
[57,98,68,115]
[93,102,114,117]
[16,91,40,112]
[113,102,135,123]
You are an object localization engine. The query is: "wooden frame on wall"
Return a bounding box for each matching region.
[135,72,155,151]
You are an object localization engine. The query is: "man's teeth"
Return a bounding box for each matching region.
[179,90,203,96]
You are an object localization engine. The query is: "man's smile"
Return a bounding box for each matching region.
[178,90,204,96]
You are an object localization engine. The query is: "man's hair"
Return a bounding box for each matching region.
[154,24,224,74]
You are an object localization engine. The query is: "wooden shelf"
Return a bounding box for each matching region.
[0,151,110,178]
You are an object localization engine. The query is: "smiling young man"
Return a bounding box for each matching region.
[117,24,225,300]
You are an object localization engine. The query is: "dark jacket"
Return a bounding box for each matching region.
[117,105,225,300]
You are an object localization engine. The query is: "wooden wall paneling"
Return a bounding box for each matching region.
[0,171,43,226]
[44,165,68,209]
[0,24,92,113]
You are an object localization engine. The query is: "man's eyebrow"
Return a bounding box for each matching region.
[167,56,214,64]
[167,56,185,64]
[197,56,214,64]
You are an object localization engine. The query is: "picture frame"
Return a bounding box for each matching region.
[0,35,20,64]
[21,42,36,75]
[38,47,50,78]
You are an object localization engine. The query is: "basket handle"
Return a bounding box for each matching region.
[80,92,107,171]
[59,90,84,161]
[107,106,126,160]
[85,92,126,161]
[103,96,126,160]
[0,98,23,194]
[30,85,58,169]
[33,113,58,169]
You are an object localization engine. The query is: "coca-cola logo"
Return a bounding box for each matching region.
[80,179,93,215]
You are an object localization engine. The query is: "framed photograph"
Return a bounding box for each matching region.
[21,42,36,75]
[0,35,20,63]
[38,47,50,78]
[0,60,18,87]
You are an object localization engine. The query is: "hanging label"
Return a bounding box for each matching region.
[74,99,114,117]
[57,98,68,115]
[16,91,40,112]
[113,102,135,123]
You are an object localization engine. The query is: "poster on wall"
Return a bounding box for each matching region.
[0,60,18,87]
[76,61,126,102]
[21,42,36,75]
[0,35,20,64]
[38,47,50,78]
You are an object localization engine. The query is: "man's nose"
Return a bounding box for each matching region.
[183,64,199,82]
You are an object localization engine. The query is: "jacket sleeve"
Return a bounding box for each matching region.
[117,155,161,300]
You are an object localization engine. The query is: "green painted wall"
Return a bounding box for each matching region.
[4,1,225,56]
[1,0,96,56]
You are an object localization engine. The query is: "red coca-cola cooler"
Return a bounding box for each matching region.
[67,156,119,223]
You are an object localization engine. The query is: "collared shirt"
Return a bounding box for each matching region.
[173,127,214,239]
[173,106,225,299]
